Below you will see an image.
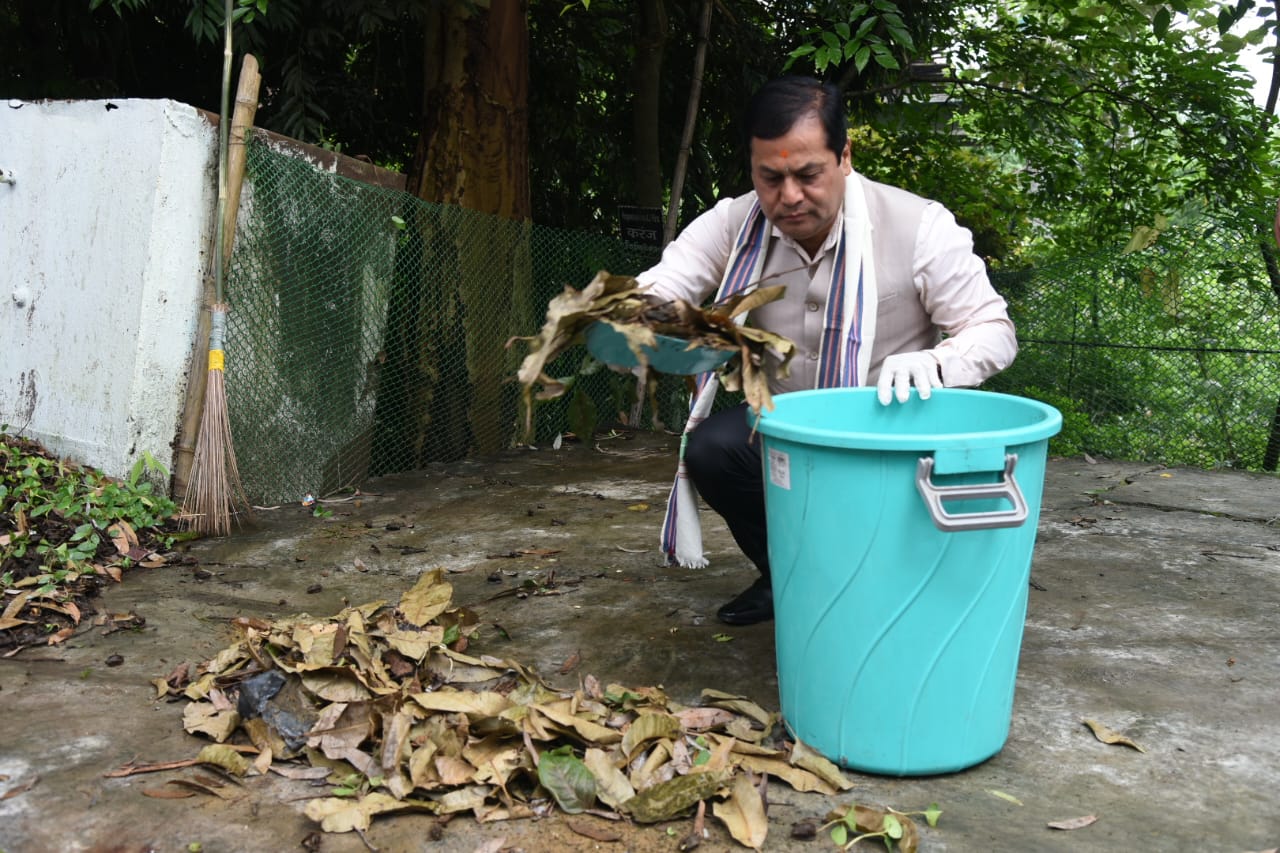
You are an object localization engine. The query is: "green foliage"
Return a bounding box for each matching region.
[786,0,918,75]
[787,0,1278,256]
[25,0,1272,257]
[90,0,269,39]
[985,207,1280,471]
[846,125,1032,267]
[1,436,180,583]
[1011,387,1093,458]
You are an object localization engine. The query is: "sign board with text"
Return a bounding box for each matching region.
[618,205,665,248]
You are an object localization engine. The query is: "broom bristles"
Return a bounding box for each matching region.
[180,303,250,535]
[181,365,250,535]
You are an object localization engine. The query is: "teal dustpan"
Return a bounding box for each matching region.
[585,321,734,375]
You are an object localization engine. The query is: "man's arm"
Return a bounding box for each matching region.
[634,196,740,305]
[912,203,1018,388]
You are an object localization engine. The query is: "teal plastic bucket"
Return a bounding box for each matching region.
[753,387,1062,776]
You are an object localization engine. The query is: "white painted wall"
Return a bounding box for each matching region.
[0,98,216,483]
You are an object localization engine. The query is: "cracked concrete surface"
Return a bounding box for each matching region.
[1,431,1277,852]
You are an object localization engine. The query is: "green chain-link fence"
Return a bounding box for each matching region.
[224,136,1280,505]
[986,214,1280,472]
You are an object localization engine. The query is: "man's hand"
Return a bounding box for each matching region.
[876,351,941,405]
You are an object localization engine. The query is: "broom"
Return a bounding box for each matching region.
[181,1,257,535]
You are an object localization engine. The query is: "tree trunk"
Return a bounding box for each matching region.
[664,0,713,245]
[1266,22,1280,116]
[632,0,668,208]
[380,0,532,462]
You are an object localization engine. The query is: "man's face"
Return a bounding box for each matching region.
[749,114,851,255]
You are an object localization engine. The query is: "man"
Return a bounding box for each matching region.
[636,76,1017,626]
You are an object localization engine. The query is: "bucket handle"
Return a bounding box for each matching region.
[915,453,1028,532]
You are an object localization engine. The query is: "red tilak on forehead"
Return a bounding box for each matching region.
[780,149,789,158]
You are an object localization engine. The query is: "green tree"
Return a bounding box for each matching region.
[785,0,1278,256]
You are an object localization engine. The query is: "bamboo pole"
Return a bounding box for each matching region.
[173,53,260,501]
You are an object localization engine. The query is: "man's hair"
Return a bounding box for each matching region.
[743,76,846,160]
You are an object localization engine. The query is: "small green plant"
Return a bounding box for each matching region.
[2,435,182,599]
[824,802,941,851]
[691,735,711,766]
[330,771,384,798]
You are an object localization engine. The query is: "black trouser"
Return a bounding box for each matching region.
[683,403,769,579]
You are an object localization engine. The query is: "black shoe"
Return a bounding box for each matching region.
[716,577,774,625]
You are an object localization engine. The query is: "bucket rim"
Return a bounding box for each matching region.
[752,387,1063,451]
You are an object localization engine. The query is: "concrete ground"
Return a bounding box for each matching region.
[1,430,1277,853]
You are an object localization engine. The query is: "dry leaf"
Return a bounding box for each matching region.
[701,689,775,728]
[182,702,241,743]
[789,739,853,791]
[566,817,623,842]
[713,772,769,849]
[1082,718,1146,753]
[434,784,489,815]
[166,778,234,799]
[508,271,793,441]
[2,591,32,622]
[303,792,429,833]
[251,746,274,777]
[399,569,453,627]
[411,689,511,718]
[301,670,373,703]
[1048,814,1098,830]
[106,520,138,555]
[141,786,195,799]
[986,789,1024,806]
[734,754,835,795]
[195,744,252,777]
[435,754,479,786]
[270,764,332,781]
[584,747,636,808]
[621,769,730,823]
[674,708,736,731]
[0,776,38,801]
[622,712,683,759]
[536,703,623,746]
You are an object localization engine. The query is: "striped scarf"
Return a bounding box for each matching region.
[660,174,877,568]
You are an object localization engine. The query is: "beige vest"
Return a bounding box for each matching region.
[723,176,935,393]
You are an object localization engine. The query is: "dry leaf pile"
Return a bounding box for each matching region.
[508,271,796,441]
[163,569,855,846]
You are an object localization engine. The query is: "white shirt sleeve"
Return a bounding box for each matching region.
[634,196,740,305]
[913,203,1019,387]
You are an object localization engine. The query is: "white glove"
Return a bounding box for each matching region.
[876,351,941,405]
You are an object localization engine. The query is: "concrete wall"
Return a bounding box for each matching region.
[0,98,216,482]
